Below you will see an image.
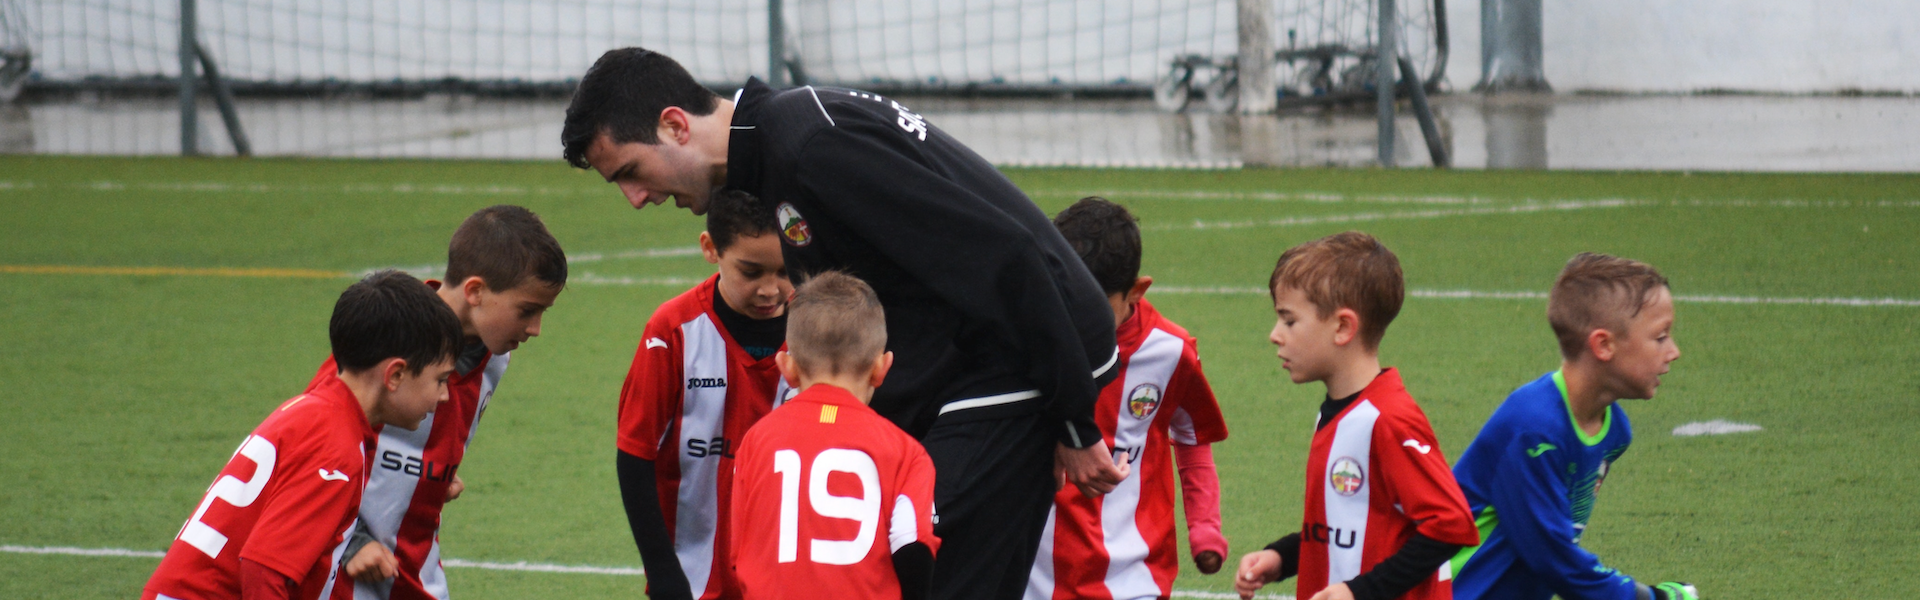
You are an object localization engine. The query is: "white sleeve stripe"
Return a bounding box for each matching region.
[804,86,836,127]
[888,495,918,552]
[1091,347,1119,379]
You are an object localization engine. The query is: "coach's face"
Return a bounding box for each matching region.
[585,129,719,215]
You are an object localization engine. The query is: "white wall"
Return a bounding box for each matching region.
[1444,0,1920,93]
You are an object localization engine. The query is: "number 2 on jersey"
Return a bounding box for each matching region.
[772,448,880,565]
[177,435,277,558]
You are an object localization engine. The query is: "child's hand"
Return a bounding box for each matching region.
[1194,550,1223,574]
[1307,583,1354,600]
[447,474,465,501]
[1233,550,1281,599]
[344,541,398,583]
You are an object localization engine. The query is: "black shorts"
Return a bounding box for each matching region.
[922,411,1058,600]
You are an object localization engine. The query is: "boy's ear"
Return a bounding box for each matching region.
[868,351,895,389]
[459,276,489,307]
[1331,307,1362,346]
[1586,328,1616,362]
[774,350,802,388]
[698,231,722,265]
[381,357,409,391]
[1125,276,1154,304]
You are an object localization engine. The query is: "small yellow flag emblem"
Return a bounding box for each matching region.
[819,405,839,424]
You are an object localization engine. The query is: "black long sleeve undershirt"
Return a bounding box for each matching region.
[891,541,934,600]
[1263,532,1462,600]
[618,450,695,600]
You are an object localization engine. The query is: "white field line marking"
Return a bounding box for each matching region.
[0,180,609,197]
[1028,189,1493,205]
[0,543,1285,597]
[1673,420,1765,437]
[1152,286,1920,307]
[1147,199,1643,231]
[364,246,704,279]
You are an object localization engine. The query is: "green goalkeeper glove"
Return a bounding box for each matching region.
[1651,581,1699,600]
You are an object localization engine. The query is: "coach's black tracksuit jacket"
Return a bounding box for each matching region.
[725,77,1117,448]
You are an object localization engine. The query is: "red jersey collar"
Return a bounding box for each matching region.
[790,383,874,411]
[304,370,376,436]
[1114,298,1161,347]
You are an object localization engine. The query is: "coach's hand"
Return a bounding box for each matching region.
[447,474,465,501]
[1056,440,1129,497]
[1234,550,1281,599]
[345,541,398,583]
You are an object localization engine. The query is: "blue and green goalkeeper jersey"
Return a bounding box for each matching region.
[1450,371,1638,600]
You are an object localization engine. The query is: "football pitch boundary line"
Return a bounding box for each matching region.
[0,544,1292,599]
[4,262,1916,307]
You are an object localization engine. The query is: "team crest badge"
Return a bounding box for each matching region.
[1328,457,1365,496]
[1126,383,1162,419]
[777,202,812,247]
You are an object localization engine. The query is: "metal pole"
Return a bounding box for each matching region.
[1375,0,1396,166]
[1236,0,1276,114]
[178,0,197,156]
[767,0,786,87]
[197,41,251,156]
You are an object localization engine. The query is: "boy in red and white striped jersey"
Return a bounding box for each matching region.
[617,190,794,600]
[730,271,940,600]
[1233,232,1479,600]
[324,206,568,600]
[144,271,464,600]
[1025,197,1230,600]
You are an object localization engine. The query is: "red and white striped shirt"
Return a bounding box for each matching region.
[1027,299,1229,600]
[1296,368,1478,600]
[618,275,791,600]
[303,347,504,600]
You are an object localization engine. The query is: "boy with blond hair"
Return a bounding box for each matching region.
[1027,198,1230,600]
[729,272,940,600]
[1234,231,1479,600]
[1448,253,1695,600]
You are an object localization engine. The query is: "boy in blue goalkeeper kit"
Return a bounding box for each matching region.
[1449,253,1697,600]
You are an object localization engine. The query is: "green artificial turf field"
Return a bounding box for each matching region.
[1,156,1915,599]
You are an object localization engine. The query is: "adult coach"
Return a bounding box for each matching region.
[563,48,1127,600]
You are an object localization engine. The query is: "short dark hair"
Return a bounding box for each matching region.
[563,47,721,169]
[1269,231,1404,350]
[331,270,465,375]
[445,205,568,292]
[1548,252,1670,360]
[1052,197,1141,296]
[707,189,780,253]
[786,271,888,378]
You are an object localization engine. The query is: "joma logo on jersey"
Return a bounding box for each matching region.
[379,450,458,483]
[1301,522,1361,549]
[687,377,727,389]
[686,436,734,459]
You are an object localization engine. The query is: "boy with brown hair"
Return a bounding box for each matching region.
[1234,231,1479,600]
[144,271,463,600]
[729,272,940,600]
[321,205,568,600]
[1447,253,1695,600]
[1027,197,1231,600]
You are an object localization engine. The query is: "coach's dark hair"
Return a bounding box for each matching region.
[1053,196,1141,296]
[786,271,888,378]
[331,270,465,375]
[706,189,780,253]
[562,47,721,169]
[445,205,568,292]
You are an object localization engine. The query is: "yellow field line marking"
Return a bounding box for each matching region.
[0,265,351,279]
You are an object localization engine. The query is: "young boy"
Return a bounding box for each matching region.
[1233,231,1479,600]
[1448,253,1695,600]
[1027,197,1230,600]
[618,189,793,600]
[144,271,464,600]
[729,272,940,600]
[323,205,568,600]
